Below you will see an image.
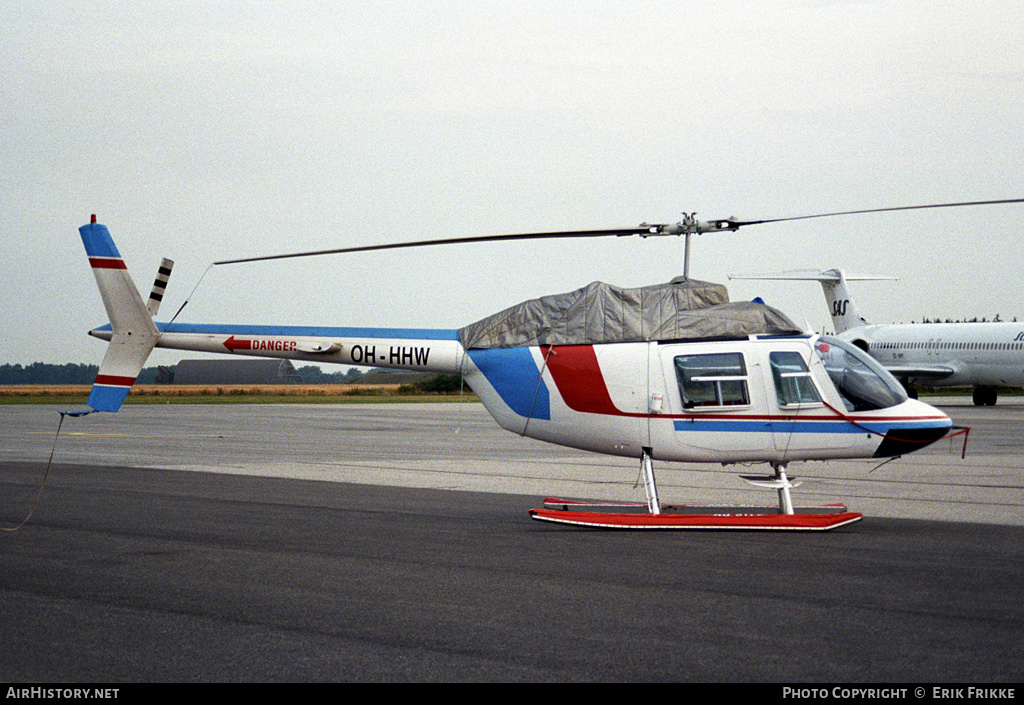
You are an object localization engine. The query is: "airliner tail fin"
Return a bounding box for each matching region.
[730,269,893,334]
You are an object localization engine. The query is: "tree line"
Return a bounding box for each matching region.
[0,363,365,385]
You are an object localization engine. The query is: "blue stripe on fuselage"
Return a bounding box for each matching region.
[89,322,462,340]
[468,347,550,420]
[673,419,951,433]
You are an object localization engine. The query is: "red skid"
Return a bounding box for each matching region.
[528,508,863,531]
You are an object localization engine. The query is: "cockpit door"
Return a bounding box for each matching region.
[764,342,856,455]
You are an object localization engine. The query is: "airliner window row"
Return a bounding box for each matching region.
[871,341,1024,351]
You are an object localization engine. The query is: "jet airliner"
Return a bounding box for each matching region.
[732,269,1024,406]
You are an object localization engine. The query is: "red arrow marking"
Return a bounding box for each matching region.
[223,336,298,352]
[223,335,252,351]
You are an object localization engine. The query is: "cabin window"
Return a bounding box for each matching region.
[769,351,822,407]
[674,352,750,408]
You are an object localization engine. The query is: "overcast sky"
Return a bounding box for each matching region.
[3,1,1023,368]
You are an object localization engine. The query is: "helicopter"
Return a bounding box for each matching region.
[76,200,1019,530]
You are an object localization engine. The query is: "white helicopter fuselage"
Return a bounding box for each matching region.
[467,335,951,464]
[89,321,952,466]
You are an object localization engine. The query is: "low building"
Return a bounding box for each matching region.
[171,359,301,385]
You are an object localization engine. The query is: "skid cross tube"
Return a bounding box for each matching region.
[640,447,661,515]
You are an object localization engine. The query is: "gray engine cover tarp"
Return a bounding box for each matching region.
[458,279,802,349]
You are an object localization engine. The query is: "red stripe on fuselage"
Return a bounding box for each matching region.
[542,345,624,415]
[89,257,127,269]
[94,374,136,387]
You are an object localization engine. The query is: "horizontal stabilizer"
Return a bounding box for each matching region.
[729,269,895,283]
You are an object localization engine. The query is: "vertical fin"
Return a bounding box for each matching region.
[817,269,868,334]
[79,217,160,412]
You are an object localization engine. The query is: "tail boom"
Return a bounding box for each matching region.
[141,324,466,375]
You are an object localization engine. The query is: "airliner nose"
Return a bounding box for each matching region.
[873,400,955,458]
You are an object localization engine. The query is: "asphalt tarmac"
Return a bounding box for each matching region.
[1,399,1022,682]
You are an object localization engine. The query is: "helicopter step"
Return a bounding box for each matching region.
[528,504,863,531]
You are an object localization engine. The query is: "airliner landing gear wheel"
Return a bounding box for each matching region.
[973,387,997,406]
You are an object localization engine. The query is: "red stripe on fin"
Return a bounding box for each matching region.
[94,374,136,387]
[89,257,128,270]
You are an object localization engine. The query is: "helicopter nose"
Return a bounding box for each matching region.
[872,400,955,458]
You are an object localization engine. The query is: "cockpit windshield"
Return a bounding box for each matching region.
[813,336,908,412]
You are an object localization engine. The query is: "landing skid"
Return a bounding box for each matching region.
[528,507,863,531]
[528,455,862,531]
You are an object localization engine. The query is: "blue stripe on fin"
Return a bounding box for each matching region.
[79,223,122,259]
[87,385,131,413]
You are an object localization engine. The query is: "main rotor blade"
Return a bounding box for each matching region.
[215,197,1024,266]
[727,198,1024,228]
[215,227,650,265]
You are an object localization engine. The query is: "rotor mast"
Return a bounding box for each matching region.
[639,213,741,280]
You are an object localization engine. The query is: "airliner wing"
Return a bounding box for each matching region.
[883,364,956,380]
